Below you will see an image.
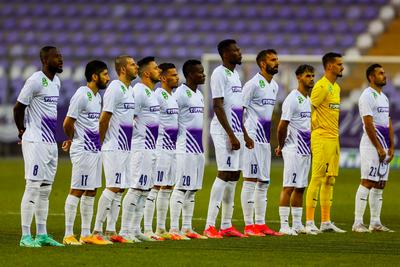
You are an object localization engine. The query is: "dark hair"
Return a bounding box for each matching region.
[115,55,132,75]
[366,63,383,82]
[138,56,155,77]
[39,46,57,63]
[159,63,176,75]
[322,52,342,69]
[217,39,237,58]
[182,59,202,78]
[85,60,108,82]
[295,64,314,76]
[256,49,277,68]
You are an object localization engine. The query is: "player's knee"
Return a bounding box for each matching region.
[327,176,335,186]
[39,184,52,198]
[256,181,269,191]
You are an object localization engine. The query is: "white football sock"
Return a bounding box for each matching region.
[182,191,196,231]
[169,189,185,231]
[291,207,303,227]
[93,189,115,233]
[144,188,159,232]
[120,189,140,235]
[254,182,269,225]
[156,189,171,230]
[80,195,94,237]
[35,184,52,235]
[241,181,256,226]
[354,185,370,224]
[64,194,80,237]
[106,192,122,233]
[221,181,237,229]
[369,188,383,225]
[205,178,227,228]
[21,180,40,236]
[279,206,290,228]
[131,191,148,235]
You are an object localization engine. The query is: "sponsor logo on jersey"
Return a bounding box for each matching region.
[43,96,59,103]
[329,103,340,109]
[231,86,242,93]
[87,92,92,101]
[123,102,135,109]
[377,107,389,113]
[42,77,48,87]
[261,98,276,105]
[162,91,168,99]
[88,112,100,119]
[166,108,179,114]
[259,80,265,88]
[300,112,311,118]
[149,105,160,112]
[189,107,204,113]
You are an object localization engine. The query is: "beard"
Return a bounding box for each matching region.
[49,65,63,74]
[377,80,387,87]
[266,65,278,75]
[97,80,108,90]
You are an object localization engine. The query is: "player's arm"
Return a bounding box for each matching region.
[62,116,76,152]
[275,120,289,157]
[213,97,240,150]
[99,111,112,144]
[241,107,254,149]
[363,115,386,162]
[387,118,394,163]
[13,102,27,140]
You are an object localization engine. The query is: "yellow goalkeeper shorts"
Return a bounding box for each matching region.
[311,135,340,178]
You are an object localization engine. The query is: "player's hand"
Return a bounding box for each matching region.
[17,129,25,140]
[275,146,282,157]
[387,148,394,163]
[228,134,240,150]
[62,140,72,152]
[244,135,254,149]
[377,146,386,162]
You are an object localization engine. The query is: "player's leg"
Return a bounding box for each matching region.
[279,187,295,235]
[291,187,305,233]
[144,185,160,234]
[64,188,84,245]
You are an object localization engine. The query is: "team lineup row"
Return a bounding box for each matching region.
[14,39,394,247]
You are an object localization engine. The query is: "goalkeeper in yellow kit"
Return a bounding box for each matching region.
[305,52,346,234]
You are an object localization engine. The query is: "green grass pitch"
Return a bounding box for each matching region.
[0,158,399,266]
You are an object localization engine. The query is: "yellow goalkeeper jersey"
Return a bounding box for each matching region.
[310,76,340,138]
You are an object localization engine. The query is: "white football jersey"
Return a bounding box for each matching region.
[131,83,160,150]
[17,71,60,143]
[102,80,135,151]
[175,84,204,154]
[210,65,243,135]
[243,73,279,144]
[155,87,179,151]
[280,89,311,155]
[66,86,102,154]
[359,87,390,149]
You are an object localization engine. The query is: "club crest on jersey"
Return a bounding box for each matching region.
[328,84,333,93]
[186,90,192,97]
[225,69,232,77]
[162,91,168,100]
[259,80,265,88]
[42,77,48,87]
[145,88,151,97]
[87,92,92,101]
[372,92,378,99]
[297,96,304,104]
[120,85,126,93]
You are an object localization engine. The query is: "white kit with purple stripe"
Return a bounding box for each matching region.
[243,73,280,145]
[359,87,390,150]
[67,86,101,154]
[175,84,204,154]
[155,87,179,151]
[280,89,311,155]
[102,80,135,151]
[131,83,160,150]
[210,65,243,136]
[17,71,60,144]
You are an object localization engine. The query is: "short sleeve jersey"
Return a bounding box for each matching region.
[131,83,160,150]
[155,87,179,151]
[17,71,60,143]
[175,84,204,154]
[101,80,135,151]
[359,87,390,149]
[66,86,101,154]
[210,65,243,135]
[281,89,311,155]
[310,76,340,138]
[243,73,279,144]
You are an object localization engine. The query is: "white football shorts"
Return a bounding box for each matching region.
[282,150,310,188]
[129,149,157,190]
[153,149,177,187]
[103,150,131,188]
[243,142,271,182]
[212,133,244,171]
[70,151,102,190]
[360,146,390,182]
[174,153,205,191]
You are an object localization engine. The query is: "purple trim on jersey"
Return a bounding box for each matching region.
[144,124,159,149]
[84,129,101,151]
[231,108,243,133]
[375,125,390,149]
[297,130,311,155]
[186,128,203,153]
[41,116,57,143]
[162,128,178,150]
[118,124,133,151]
[255,119,271,143]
